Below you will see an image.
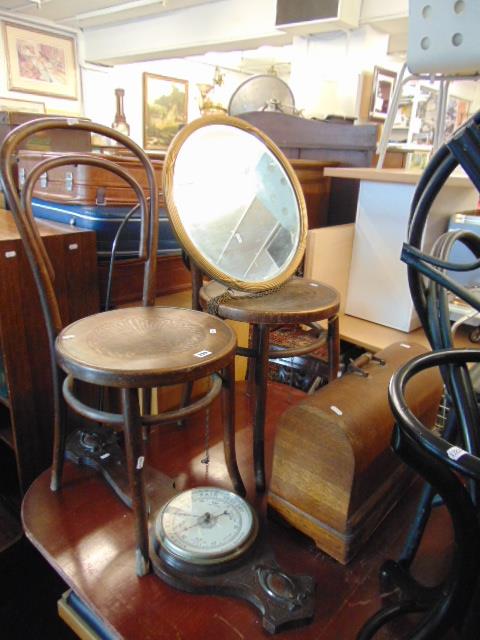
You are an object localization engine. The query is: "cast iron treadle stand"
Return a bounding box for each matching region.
[358,113,480,639]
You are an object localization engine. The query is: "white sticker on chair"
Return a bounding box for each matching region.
[194,350,212,358]
[68,243,78,251]
[330,405,343,416]
[136,456,145,470]
[447,445,466,461]
[209,329,217,334]
[5,250,16,258]
[400,343,411,349]
[62,334,75,340]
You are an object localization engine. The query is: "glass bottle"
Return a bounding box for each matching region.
[111,88,130,136]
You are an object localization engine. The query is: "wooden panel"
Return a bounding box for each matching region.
[97,253,191,307]
[338,313,473,353]
[0,112,91,152]
[290,159,333,228]
[238,112,377,157]
[0,211,99,493]
[304,224,354,313]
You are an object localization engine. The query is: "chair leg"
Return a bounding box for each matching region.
[178,381,194,427]
[252,324,270,493]
[222,361,246,497]
[327,314,340,382]
[121,387,150,577]
[50,368,67,492]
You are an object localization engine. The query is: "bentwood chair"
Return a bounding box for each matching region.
[358,112,480,638]
[163,114,340,492]
[357,348,480,640]
[0,117,245,576]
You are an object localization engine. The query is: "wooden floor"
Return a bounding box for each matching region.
[21,381,459,640]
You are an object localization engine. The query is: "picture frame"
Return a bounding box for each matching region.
[0,96,45,113]
[369,66,397,121]
[143,72,188,150]
[3,22,79,100]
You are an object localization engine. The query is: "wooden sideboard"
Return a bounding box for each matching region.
[0,210,99,494]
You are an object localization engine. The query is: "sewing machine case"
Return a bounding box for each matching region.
[268,341,443,564]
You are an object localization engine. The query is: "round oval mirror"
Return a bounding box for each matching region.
[163,115,307,292]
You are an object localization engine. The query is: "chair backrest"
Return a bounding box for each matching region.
[0,118,160,347]
[408,0,480,75]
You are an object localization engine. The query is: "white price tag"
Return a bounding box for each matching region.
[447,446,466,461]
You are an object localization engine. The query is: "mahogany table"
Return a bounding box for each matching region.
[22,382,454,640]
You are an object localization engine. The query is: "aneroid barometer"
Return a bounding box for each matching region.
[151,487,315,634]
[156,487,257,565]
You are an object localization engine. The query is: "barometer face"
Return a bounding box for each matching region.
[155,487,257,565]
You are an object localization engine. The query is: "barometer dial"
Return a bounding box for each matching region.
[156,487,257,565]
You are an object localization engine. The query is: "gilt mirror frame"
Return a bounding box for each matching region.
[162,114,308,293]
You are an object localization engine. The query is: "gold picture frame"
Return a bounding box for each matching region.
[3,22,79,100]
[0,96,45,113]
[369,66,397,121]
[143,72,188,150]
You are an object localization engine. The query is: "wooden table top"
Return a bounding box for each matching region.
[22,382,453,640]
[0,208,93,240]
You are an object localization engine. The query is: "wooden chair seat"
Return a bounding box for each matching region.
[56,306,236,388]
[200,277,339,323]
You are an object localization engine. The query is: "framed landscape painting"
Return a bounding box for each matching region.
[143,72,188,150]
[3,22,79,99]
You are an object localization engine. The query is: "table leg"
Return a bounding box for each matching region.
[222,361,246,497]
[121,387,150,577]
[253,323,270,493]
[327,314,340,382]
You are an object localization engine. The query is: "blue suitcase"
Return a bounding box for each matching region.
[30,198,180,259]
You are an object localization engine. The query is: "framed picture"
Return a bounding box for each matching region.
[143,72,188,150]
[369,67,397,121]
[0,96,45,113]
[444,95,471,140]
[3,22,79,100]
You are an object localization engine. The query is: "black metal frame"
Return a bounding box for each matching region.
[358,111,480,638]
[358,349,480,640]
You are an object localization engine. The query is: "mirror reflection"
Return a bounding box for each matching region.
[171,124,300,284]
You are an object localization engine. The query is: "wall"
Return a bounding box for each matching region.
[289,26,399,119]
[0,12,84,115]
[83,58,248,147]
